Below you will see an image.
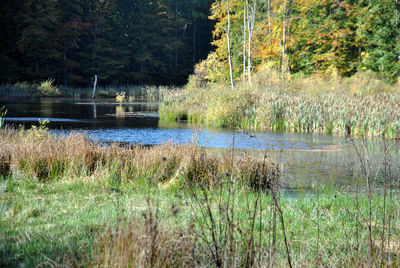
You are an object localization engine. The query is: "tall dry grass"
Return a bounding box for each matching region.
[0,128,279,187]
[160,68,400,137]
[91,210,196,267]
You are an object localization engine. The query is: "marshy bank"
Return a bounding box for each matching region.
[0,129,399,267]
[160,70,400,138]
[0,80,175,101]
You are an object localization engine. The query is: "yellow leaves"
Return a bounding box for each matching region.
[361,52,370,64]
[209,0,361,81]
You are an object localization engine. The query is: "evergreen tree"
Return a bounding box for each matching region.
[16,0,59,80]
[56,0,88,86]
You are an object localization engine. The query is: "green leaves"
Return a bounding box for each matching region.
[0,0,214,86]
[208,0,400,83]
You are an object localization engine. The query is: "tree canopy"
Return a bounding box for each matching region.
[0,0,214,86]
[1,0,399,86]
[207,0,400,83]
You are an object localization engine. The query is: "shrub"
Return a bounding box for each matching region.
[195,52,229,86]
[37,79,61,97]
[116,91,126,103]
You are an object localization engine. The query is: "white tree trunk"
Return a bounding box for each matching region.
[282,0,287,85]
[397,0,400,61]
[267,0,272,87]
[396,0,399,45]
[243,4,247,80]
[268,0,271,45]
[227,0,234,88]
[92,74,98,99]
[247,0,256,86]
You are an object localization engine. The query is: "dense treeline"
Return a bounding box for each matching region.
[0,0,214,86]
[1,0,399,88]
[204,0,400,84]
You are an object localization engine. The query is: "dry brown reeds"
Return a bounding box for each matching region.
[91,208,196,267]
[0,128,280,188]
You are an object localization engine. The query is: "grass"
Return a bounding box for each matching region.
[160,70,400,138]
[37,79,62,97]
[0,128,399,267]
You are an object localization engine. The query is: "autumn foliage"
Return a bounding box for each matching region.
[207,0,400,83]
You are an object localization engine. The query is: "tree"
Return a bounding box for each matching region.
[246,0,256,85]
[357,0,400,82]
[16,0,59,79]
[227,0,234,88]
[56,0,88,86]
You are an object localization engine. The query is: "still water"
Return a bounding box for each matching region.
[2,98,399,190]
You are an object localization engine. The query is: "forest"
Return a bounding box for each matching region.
[1,0,399,88]
[0,0,214,86]
[204,0,400,85]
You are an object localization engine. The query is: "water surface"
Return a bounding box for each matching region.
[2,98,399,190]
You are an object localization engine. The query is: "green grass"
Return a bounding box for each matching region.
[1,173,399,267]
[0,129,399,267]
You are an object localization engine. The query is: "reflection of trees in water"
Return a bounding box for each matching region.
[115,105,125,117]
[39,99,54,118]
[115,105,134,118]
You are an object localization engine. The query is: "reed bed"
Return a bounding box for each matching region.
[160,71,400,138]
[0,128,279,187]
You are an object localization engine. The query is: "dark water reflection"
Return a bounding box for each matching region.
[1,98,399,190]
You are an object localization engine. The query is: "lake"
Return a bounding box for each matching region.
[2,98,399,191]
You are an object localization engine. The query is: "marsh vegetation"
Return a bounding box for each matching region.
[160,70,400,138]
[0,127,399,267]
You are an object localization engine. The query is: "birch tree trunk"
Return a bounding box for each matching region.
[267,0,272,87]
[396,0,399,40]
[396,0,399,60]
[243,4,247,81]
[268,0,271,45]
[282,0,287,85]
[227,0,234,88]
[247,0,256,86]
